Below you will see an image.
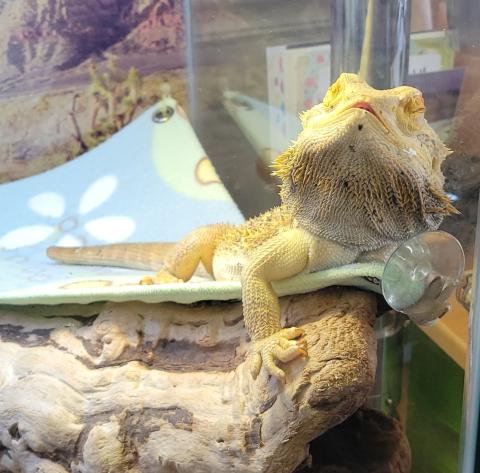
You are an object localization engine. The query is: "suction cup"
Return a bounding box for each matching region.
[382,231,465,325]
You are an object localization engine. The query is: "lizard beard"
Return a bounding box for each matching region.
[279,133,453,251]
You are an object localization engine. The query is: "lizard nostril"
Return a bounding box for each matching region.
[358,124,363,130]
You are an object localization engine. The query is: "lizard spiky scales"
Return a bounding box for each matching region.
[48,73,456,381]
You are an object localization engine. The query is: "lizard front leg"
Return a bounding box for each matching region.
[242,228,311,382]
[140,224,232,284]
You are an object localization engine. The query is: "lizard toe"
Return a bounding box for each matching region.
[139,276,155,285]
[263,351,287,383]
[249,352,263,380]
[139,271,182,285]
[278,327,305,340]
[278,337,308,353]
[249,328,307,382]
[273,344,308,363]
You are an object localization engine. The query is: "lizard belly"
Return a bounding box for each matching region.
[212,233,360,282]
[212,251,247,281]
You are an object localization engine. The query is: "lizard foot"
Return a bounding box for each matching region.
[140,271,183,285]
[249,327,307,382]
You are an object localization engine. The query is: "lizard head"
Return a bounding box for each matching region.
[273,73,458,249]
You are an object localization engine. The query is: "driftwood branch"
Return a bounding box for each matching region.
[0,288,379,473]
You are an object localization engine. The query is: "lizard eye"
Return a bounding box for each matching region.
[398,95,426,132]
[323,81,342,109]
[404,95,425,115]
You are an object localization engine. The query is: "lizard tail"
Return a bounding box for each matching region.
[47,243,175,271]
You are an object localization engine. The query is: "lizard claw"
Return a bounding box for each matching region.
[140,271,182,285]
[249,327,307,382]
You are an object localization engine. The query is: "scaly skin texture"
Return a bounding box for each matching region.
[48,73,457,381]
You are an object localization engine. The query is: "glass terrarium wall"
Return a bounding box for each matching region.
[188,0,331,216]
[187,1,479,472]
[460,202,480,473]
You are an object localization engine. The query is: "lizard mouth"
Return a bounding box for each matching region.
[347,101,389,131]
[348,101,381,119]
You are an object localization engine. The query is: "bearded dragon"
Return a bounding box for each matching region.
[48,73,457,381]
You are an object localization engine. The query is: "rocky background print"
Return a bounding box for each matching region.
[0,0,188,183]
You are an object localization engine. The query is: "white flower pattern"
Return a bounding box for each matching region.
[0,175,136,250]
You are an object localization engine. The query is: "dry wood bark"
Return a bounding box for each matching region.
[0,288,378,473]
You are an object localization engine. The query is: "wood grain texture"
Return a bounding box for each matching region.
[0,288,378,473]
